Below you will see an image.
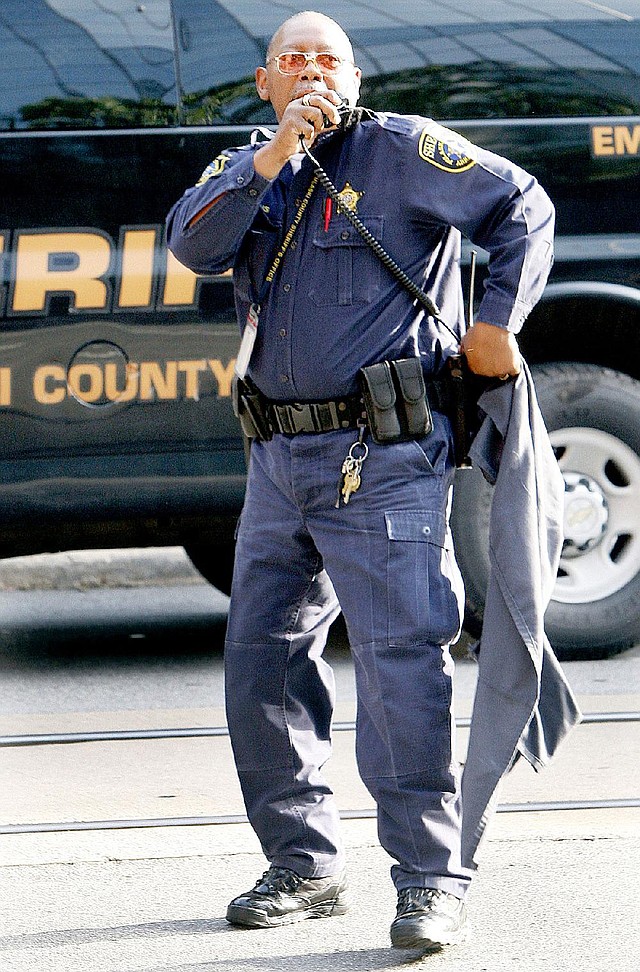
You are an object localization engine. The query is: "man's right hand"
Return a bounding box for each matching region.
[460,320,521,379]
[254,93,343,180]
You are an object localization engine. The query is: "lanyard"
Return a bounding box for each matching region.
[235,174,318,379]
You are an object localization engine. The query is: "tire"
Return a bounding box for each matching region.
[451,363,640,660]
[184,540,236,596]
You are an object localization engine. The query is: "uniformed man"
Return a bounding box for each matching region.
[166,10,555,954]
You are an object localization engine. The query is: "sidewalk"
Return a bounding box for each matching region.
[0,809,638,972]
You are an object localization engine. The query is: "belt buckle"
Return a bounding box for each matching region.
[289,404,316,434]
[273,403,316,434]
[272,399,348,434]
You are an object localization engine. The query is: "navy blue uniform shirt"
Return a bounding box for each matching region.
[167,113,555,401]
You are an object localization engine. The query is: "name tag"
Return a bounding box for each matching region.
[234,303,260,379]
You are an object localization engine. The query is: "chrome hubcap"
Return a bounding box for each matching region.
[551,427,640,605]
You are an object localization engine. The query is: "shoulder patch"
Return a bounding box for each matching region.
[195,153,232,186]
[418,127,476,173]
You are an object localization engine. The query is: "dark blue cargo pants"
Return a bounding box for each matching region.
[224,412,473,898]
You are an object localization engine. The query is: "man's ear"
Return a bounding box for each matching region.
[255,67,270,102]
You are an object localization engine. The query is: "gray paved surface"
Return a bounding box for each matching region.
[1,812,638,972]
[0,548,203,592]
[1,549,639,971]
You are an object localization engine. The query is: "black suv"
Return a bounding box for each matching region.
[2,1,639,658]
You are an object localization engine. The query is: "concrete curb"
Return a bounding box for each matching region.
[0,548,204,592]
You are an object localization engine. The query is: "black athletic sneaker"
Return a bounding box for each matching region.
[390,887,468,951]
[226,866,349,928]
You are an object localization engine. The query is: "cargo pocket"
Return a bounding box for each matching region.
[309,214,384,306]
[385,509,462,647]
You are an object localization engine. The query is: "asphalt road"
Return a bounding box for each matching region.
[0,549,639,972]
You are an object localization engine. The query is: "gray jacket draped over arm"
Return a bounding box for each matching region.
[461,362,582,869]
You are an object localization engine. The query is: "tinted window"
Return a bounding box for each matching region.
[174,0,640,124]
[0,0,177,130]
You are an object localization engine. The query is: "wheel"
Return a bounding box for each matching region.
[184,540,236,595]
[451,362,640,659]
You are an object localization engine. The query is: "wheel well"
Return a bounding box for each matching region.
[521,292,640,381]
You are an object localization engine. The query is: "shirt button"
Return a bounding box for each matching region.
[279,328,287,337]
[295,198,302,206]
[280,374,289,383]
[236,176,245,185]
[340,230,350,240]
[248,187,258,196]
[290,241,297,249]
[283,283,291,292]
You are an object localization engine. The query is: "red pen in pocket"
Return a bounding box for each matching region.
[323,197,333,231]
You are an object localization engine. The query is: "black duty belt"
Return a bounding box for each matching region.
[268,393,365,435]
[265,377,453,436]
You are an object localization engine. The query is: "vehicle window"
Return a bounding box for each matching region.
[0,0,177,131]
[174,0,640,125]
[362,18,640,120]
[173,0,268,126]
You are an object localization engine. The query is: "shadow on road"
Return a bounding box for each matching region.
[0,585,352,672]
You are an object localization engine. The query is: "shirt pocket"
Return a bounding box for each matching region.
[308,214,384,306]
[385,509,463,647]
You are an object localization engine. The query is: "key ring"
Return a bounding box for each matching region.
[348,440,368,462]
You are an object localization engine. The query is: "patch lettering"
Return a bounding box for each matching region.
[195,153,232,186]
[418,128,476,173]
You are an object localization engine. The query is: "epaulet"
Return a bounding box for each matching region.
[369,112,429,138]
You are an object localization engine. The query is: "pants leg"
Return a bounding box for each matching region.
[226,414,472,896]
[303,415,473,898]
[224,437,344,878]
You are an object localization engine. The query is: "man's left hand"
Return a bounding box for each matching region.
[460,320,521,379]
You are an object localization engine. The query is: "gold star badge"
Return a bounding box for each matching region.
[337,182,364,213]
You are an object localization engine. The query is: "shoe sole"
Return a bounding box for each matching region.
[226,893,349,928]
[391,921,469,951]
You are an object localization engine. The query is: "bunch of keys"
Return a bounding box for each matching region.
[336,428,369,507]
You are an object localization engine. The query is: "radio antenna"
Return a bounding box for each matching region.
[468,249,477,328]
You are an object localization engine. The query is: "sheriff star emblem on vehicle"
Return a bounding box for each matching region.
[336,182,364,212]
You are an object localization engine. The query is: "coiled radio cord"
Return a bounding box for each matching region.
[301,139,460,344]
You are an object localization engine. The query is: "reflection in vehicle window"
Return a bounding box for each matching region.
[174,0,640,125]
[3,2,640,131]
[0,0,176,130]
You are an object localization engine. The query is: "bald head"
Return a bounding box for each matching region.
[267,11,355,64]
[257,10,361,120]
